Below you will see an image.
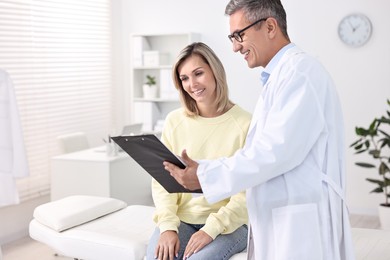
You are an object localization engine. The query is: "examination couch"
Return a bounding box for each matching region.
[29,195,390,260]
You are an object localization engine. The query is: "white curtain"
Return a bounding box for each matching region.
[0,0,113,202]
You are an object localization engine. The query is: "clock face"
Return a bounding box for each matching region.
[338,14,372,47]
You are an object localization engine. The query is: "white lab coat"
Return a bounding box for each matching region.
[0,69,29,207]
[197,46,355,260]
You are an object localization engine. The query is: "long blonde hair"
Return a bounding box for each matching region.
[172,42,233,117]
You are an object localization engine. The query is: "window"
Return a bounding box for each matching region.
[0,0,113,201]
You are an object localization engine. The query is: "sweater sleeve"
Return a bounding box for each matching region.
[151,117,181,233]
[151,179,181,233]
[200,190,247,239]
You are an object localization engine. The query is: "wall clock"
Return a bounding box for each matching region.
[338,13,372,47]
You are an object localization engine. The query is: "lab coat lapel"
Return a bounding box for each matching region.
[247,46,303,139]
[246,95,263,139]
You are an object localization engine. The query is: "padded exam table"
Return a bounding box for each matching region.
[29,196,390,260]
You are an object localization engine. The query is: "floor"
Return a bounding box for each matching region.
[1,214,381,260]
[2,237,71,260]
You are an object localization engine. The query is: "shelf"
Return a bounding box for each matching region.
[130,32,201,131]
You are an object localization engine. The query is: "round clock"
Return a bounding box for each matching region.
[338,13,372,47]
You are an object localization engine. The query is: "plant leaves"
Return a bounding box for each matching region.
[354,149,368,154]
[377,117,390,124]
[379,162,390,175]
[366,178,384,185]
[355,127,369,136]
[368,149,380,158]
[378,130,390,139]
[370,187,384,193]
[351,99,390,201]
[350,139,362,147]
[355,162,376,168]
[369,119,378,132]
[379,138,388,149]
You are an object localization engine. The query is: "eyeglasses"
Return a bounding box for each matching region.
[228,18,268,43]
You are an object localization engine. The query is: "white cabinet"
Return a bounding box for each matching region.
[50,146,153,206]
[130,33,201,132]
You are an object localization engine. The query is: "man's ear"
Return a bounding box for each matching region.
[266,17,278,38]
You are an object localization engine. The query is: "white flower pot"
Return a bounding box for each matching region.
[143,84,158,99]
[379,204,390,230]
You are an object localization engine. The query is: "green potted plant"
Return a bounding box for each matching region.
[350,99,390,229]
[143,75,157,99]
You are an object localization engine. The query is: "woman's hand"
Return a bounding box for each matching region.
[154,230,180,260]
[184,230,213,259]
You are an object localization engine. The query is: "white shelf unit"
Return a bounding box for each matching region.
[130,33,201,132]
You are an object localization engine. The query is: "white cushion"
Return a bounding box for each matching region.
[30,204,156,260]
[33,195,127,232]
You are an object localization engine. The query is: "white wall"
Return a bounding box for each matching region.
[114,0,390,215]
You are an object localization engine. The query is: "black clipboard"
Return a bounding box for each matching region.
[111,134,202,193]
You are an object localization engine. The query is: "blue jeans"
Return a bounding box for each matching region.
[146,222,247,260]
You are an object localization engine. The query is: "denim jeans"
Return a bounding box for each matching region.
[146,221,247,260]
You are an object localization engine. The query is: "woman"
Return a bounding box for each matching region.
[146,42,251,260]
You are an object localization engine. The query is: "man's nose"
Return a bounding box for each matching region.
[232,39,241,53]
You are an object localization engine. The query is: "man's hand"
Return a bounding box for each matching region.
[163,149,201,191]
[154,230,180,260]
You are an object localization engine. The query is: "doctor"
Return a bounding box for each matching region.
[164,0,355,259]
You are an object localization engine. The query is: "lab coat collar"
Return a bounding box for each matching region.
[249,44,305,141]
[260,43,295,85]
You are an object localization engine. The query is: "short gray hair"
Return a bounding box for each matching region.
[225,0,289,40]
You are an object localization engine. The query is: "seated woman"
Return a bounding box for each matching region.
[146,42,251,260]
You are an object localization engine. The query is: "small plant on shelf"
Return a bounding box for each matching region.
[145,75,156,87]
[143,75,157,99]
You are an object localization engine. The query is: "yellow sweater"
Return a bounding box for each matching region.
[152,105,251,239]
